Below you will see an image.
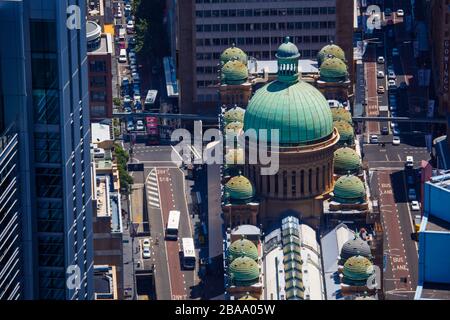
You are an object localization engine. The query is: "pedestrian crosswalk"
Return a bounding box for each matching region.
[147,169,160,208]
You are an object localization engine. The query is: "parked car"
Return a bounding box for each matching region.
[388,79,397,87]
[377,71,385,78]
[370,135,379,144]
[378,86,385,94]
[393,128,400,135]
[142,247,151,259]
[136,120,145,131]
[392,136,401,145]
[385,8,392,16]
[388,71,396,80]
[411,201,420,211]
[397,9,405,17]
[381,127,389,135]
[377,56,385,64]
[127,120,134,132]
[407,175,415,185]
[128,37,137,46]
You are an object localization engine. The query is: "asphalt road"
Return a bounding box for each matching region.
[130,144,199,300]
[363,0,431,300]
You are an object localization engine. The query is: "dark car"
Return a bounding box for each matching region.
[381,126,389,135]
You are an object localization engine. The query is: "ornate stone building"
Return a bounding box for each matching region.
[242,38,340,228]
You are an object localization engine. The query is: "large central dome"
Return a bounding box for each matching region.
[244,38,333,145]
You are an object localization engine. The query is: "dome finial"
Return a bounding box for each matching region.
[284,36,291,44]
[231,43,236,48]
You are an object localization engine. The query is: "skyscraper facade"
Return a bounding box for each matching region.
[0,0,93,299]
[177,0,354,114]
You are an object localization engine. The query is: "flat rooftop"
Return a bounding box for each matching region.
[425,215,450,233]
[420,282,450,300]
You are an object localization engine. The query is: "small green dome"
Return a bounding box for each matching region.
[276,37,300,59]
[343,256,374,284]
[334,147,361,175]
[222,60,248,85]
[225,149,244,165]
[224,107,245,124]
[320,56,348,82]
[340,235,372,262]
[333,174,366,204]
[331,107,352,124]
[221,44,248,65]
[229,257,260,286]
[224,175,255,203]
[228,238,258,262]
[244,80,334,145]
[225,121,244,134]
[334,120,355,146]
[317,43,346,66]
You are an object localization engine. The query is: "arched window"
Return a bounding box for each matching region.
[322,165,326,190]
[292,171,296,196]
[308,169,312,194]
[316,167,320,192]
[301,170,305,195]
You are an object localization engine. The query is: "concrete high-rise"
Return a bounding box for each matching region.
[0,0,93,299]
[177,0,354,115]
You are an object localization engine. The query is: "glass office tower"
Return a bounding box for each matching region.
[0,0,93,299]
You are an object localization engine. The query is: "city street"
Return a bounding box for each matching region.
[128,144,200,300]
[363,0,432,299]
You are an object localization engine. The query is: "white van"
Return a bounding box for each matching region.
[119,49,127,63]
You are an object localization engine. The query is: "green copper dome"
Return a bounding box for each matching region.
[334,120,355,146]
[244,80,334,145]
[225,149,244,165]
[331,107,352,124]
[229,256,260,286]
[224,175,255,203]
[276,37,300,59]
[224,107,245,124]
[317,43,346,66]
[333,174,366,204]
[221,44,248,65]
[334,147,361,175]
[340,235,372,263]
[320,56,348,82]
[228,238,258,262]
[343,255,374,284]
[222,59,248,85]
[225,121,244,134]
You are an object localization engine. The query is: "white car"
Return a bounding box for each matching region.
[392,48,400,56]
[411,201,420,211]
[388,79,396,87]
[125,4,132,12]
[397,9,405,17]
[377,71,385,78]
[392,136,401,146]
[388,71,396,80]
[115,9,122,18]
[127,20,134,32]
[370,135,379,144]
[377,56,385,64]
[390,122,398,129]
[408,188,417,201]
[142,247,151,259]
[142,238,151,248]
[136,120,145,131]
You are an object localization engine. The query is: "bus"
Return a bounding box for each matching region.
[146,116,159,145]
[144,90,159,112]
[166,210,180,240]
[181,238,196,270]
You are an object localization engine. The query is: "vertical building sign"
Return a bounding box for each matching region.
[443,40,450,93]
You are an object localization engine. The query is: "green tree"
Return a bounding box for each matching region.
[114,143,134,195]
